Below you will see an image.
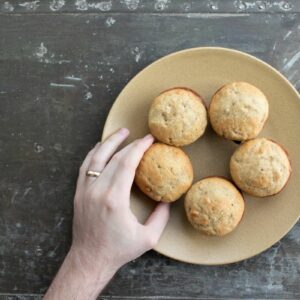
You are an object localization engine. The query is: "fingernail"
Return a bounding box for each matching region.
[144,134,154,141]
[119,128,129,136]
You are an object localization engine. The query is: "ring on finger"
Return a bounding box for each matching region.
[86,170,101,178]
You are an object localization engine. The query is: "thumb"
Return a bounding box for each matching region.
[143,202,170,248]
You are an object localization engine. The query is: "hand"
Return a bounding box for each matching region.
[72,128,170,271]
[44,129,170,300]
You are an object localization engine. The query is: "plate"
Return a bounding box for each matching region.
[102,47,300,265]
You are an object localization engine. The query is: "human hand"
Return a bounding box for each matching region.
[72,128,170,272]
[44,129,170,300]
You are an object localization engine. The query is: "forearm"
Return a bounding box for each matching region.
[44,247,117,300]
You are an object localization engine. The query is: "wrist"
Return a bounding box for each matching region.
[68,245,119,284]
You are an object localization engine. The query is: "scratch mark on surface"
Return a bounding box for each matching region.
[11,190,19,204]
[187,13,250,18]
[58,59,71,64]
[23,187,32,197]
[105,16,116,27]
[50,83,75,88]
[65,75,82,81]
[49,0,65,11]
[54,217,65,230]
[47,245,60,258]
[19,0,40,10]
[283,51,300,72]
[283,30,292,41]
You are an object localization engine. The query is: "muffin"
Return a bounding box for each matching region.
[209,82,269,141]
[230,138,292,197]
[135,143,193,202]
[148,88,207,146]
[185,177,244,236]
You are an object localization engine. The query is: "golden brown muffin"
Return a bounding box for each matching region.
[135,143,193,202]
[185,177,244,236]
[230,138,292,197]
[148,88,207,146]
[209,82,269,141]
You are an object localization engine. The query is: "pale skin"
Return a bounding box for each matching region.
[44,128,170,299]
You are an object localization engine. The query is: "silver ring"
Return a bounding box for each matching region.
[86,170,101,178]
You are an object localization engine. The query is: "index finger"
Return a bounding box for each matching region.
[101,134,154,195]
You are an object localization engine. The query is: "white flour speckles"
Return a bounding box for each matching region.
[256,0,266,10]
[105,17,116,27]
[34,142,44,153]
[75,0,88,10]
[34,42,47,61]
[109,67,115,73]
[92,1,112,11]
[49,0,65,11]
[234,0,293,11]
[154,0,170,11]
[76,0,112,11]
[19,0,40,10]
[131,47,143,62]
[2,2,14,12]
[208,1,218,11]
[182,2,191,11]
[84,91,93,100]
[16,223,22,228]
[35,246,43,257]
[277,1,292,11]
[121,0,139,10]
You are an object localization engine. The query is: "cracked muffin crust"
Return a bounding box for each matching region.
[135,143,193,202]
[230,138,292,197]
[209,82,269,141]
[148,88,207,146]
[185,177,244,236]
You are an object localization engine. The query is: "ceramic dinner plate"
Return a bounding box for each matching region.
[102,47,300,265]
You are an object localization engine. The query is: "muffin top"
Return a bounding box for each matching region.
[185,177,244,236]
[148,88,207,146]
[135,143,193,202]
[209,82,269,141]
[230,138,291,197]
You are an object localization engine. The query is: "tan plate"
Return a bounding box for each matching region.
[102,47,300,265]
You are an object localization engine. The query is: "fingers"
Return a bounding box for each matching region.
[77,143,101,185]
[142,202,170,248]
[86,128,129,182]
[99,134,154,195]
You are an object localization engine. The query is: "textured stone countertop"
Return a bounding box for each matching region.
[0,0,300,299]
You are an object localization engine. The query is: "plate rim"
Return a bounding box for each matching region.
[102,47,300,265]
